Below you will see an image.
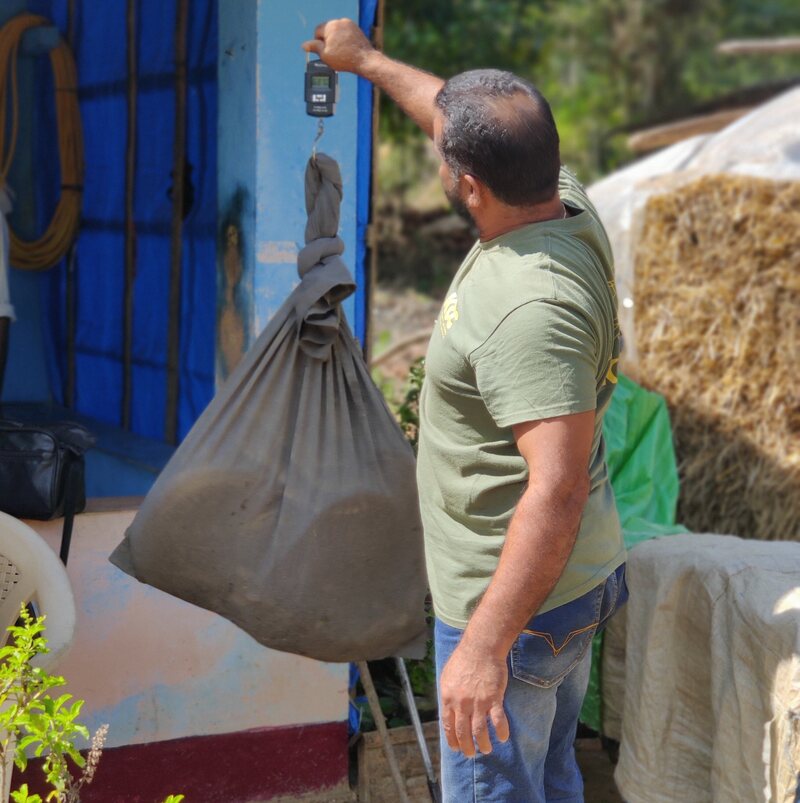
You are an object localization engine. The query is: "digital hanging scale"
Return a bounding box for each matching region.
[305,57,338,118]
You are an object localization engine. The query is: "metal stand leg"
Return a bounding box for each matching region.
[395,657,442,803]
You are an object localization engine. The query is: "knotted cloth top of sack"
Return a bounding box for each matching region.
[111,154,428,662]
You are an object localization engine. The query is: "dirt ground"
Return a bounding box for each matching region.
[576,738,624,802]
[370,285,440,401]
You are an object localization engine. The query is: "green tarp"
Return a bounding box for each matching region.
[580,372,688,731]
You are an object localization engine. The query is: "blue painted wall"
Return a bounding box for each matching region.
[218,0,362,377]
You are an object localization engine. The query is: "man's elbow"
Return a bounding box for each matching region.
[563,472,590,520]
[532,471,590,520]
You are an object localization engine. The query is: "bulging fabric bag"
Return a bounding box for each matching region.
[111,154,428,662]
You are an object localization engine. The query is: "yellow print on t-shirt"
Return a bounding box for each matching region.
[605,356,619,385]
[439,292,459,337]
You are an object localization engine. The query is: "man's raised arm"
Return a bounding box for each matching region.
[302,18,443,139]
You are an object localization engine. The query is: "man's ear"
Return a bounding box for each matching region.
[462,174,484,209]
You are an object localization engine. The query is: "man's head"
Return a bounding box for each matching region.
[433,70,560,218]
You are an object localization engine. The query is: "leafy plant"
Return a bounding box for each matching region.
[0,606,105,802]
[0,606,185,803]
[395,357,426,454]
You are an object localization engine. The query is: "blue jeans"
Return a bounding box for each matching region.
[435,564,627,803]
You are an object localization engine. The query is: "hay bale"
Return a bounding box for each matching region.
[631,174,800,540]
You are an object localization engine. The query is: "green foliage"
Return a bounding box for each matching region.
[0,608,185,803]
[0,607,93,802]
[395,358,426,454]
[381,0,800,180]
[11,784,42,803]
[382,0,550,143]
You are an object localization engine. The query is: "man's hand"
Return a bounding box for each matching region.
[439,641,511,757]
[301,19,375,75]
[302,19,442,138]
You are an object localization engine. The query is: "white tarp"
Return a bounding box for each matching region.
[615,533,800,803]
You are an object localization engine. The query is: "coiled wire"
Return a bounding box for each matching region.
[0,13,83,270]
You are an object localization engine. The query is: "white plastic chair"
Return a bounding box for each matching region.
[0,511,76,802]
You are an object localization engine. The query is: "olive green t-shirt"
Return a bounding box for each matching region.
[417,167,626,629]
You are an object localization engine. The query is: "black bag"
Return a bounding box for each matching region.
[0,420,95,564]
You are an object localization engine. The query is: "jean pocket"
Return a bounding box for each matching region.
[510,583,604,689]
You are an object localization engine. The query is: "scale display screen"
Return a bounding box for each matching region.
[305,60,337,118]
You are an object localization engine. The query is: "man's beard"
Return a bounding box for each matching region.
[444,182,473,225]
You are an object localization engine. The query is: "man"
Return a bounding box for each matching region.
[304,20,627,802]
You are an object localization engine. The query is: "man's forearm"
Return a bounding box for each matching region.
[459,478,588,661]
[303,19,443,138]
[359,51,443,138]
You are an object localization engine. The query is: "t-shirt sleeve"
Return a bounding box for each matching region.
[469,300,598,428]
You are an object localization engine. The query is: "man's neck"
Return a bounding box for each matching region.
[476,194,566,242]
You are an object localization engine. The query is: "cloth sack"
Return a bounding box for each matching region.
[111,154,428,662]
[614,533,800,803]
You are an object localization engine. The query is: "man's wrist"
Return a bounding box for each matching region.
[356,47,387,82]
[459,618,516,662]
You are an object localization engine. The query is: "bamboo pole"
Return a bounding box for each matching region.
[717,38,800,56]
[121,0,138,429]
[165,0,189,443]
[364,0,384,366]
[356,660,411,803]
[627,107,752,153]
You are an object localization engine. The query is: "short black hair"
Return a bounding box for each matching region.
[434,70,561,207]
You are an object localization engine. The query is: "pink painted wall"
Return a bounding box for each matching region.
[28,506,349,750]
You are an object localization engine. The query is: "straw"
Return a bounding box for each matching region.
[630,174,800,540]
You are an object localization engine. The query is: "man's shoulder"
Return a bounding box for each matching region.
[464,248,557,322]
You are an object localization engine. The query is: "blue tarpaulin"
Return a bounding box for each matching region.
[29,0,217,443]
[10,1,375,476]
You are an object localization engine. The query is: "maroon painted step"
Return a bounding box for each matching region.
[14,721,349,802]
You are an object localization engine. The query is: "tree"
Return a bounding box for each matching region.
[381,0,800,180]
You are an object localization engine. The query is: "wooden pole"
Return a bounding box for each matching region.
[717,37,800,56]
[356,660,411,803]
[364,0,384,366]
[627,107,752,154]
[165,0,189,443]
[121,0,138,429]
